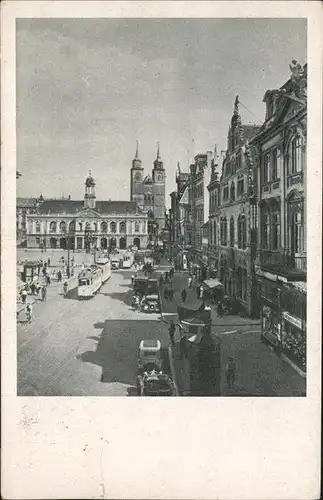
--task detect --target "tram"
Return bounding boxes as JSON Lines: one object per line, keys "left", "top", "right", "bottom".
{"left": 77, "top": 265, "right": 103, "bottom": 299}
{"left": 96, "top": 253, "right": 112, "bottom": 283}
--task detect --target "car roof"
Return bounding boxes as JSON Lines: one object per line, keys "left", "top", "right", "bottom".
{"left": 139, "top": 339, "right": 161, "bottom": 350}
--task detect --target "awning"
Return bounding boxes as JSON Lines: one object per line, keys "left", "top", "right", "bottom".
{"left": 203, "top": 279, "right": 224, "bottom": 289}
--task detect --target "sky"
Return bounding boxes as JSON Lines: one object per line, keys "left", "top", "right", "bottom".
{"left": 16, "top": 18, "right": 307, "bottom": 205}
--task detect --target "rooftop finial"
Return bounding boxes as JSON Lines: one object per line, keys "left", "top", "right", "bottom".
{"left": 234, "top": 95, "right": 239, "bottom": 115}
{"left": 135, "top": 140, "right": 139, "bottom": 159}
{"left": 157, "top": 141, "right": 161, "bottom": 160}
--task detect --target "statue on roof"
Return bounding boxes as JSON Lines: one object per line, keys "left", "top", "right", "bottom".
{"left": 288, "top": 60, "right": 307, "bottom": 103}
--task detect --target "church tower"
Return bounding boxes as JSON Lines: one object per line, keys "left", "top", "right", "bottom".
{"left": 84, "top": 170, "right": 96, "bottom": 209}
{"left": 152, "top": 142, "right": 166, "bottom": 230}
{"left": 130, "top": 141, "right": 144, "bottom": 206}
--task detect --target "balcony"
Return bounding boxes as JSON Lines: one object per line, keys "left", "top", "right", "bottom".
{"left": 256, "top": 249, "right": 306, "bottom": 280}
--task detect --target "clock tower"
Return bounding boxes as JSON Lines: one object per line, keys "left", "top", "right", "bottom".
{"left": 152, "top": 143, "right": 166, "bottom": 230}
{"left": 130, "top": 141, "right": 144, "bottom": 206}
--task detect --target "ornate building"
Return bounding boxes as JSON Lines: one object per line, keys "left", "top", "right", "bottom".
{"left": 250, "top": 62, "right": 307, "bottom": 374}
{"left": 130, "top": 142, "right": 166, "bottom": 236}
{"left": 17, "top": 195, "right": 44, "bottom": 246}
{"left": 216, "top": 96, "right": 261, "bottom": 316}
{"left": 26, "top": 172, "right": 149, "bottom": 251}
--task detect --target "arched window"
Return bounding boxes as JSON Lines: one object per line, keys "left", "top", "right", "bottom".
{"left": 85, "top": 222, "right": 91, "bottom": 231}
{"left": 119, "top": 221, "right": 126, "bottom": 233}
{"left": 69, "top": 221, "right": 75, "bottom": 232}
{"left": 50, "top": 221, "right": 57, "bottom": 233}
{"left": 290, "top": 135, "right": 303, "bottom": 174}
{"left": 135, "top": 222, "right": 140, "bottom": 233}
{"left": 230, "top": 182, "right": 235, "bottom": 201}
{"left": 78, "top": 222, "right": 83, "bottom": 232}
{"left": 101, "top": 222, "right": 107, "bottom": 233}
{"left": 93, "top": 223, "right": 97, "bottom": 232}
{"left": 60, "top": 221, "right": 66, "bottom": 233}
{"left": 110, "top": 222, "right": 116, "bottom": 233}
{"left": 35, "top": 221, "right": 41, "bottom": 233}
{"left": 230, "top": 217, "right": 235, "bottom": 247}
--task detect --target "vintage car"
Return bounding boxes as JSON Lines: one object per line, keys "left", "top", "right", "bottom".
{"left": 137, "top": 370, "right": 175, "bottom": 396}
{"left": 140, "top": 294, "right": 160, "bottom": 313}
{"left": 138, "top": 339, "right": 162, "bottom": 373}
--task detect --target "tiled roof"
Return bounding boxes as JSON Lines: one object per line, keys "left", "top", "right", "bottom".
{"left": 38, "top": 200, "right": 141, "bottom": 215}
{"left": 17, "top": 197, "right": 39, "bottom": 208}
{"left": 242, "top": 125, "right": 261, "bottom": 142}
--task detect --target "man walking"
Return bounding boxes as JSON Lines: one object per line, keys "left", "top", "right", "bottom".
{"left": 26, "top": 303, "right": 33, "bottom": 324}
{"left": 188, "top": 275, "right": 192, "bottom": 288}
{"left": 168, "top": 287, "right": 174, "bottom": 302}
{"left": 63, "top": 281, "right": 68, "bottom": 297}
{"left": 41, "top": 285, "right": 47, "bottom": 302}
{"left": 226, "top": 357, "right": 237, "bottom": 389}
{"left": 181, "top": 288, "right": 187, "bottom": 303}
{"left": 199, "top": 285, "right": 204, "bottom": 300}
{"left": 169, "top": 320, "right": 176, "bottom": 347}
{"left": 21, "top": 288, "right": 27, "bottom": 304}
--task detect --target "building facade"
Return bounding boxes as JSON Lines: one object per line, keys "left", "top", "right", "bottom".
{"left": 216, "top": 96, "right": 261, "bottom": 316}
{"left": 188, "top": 152, "right": 212, "bottom": 278}
{"left": 26, "top": 172, "right": 149, "bottom": 251}
{"left": 251, "top": 62, "right": 307, "bottom": 373}
{"left": 130, "top": 142, "right": 166, "bottom": 235}
{"left": 17, "top": 195, "right": 44, "bottom": 246}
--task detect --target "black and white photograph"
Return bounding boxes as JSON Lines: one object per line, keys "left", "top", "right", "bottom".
{"left": 2, "top": 2, "right": 322, "bottom": 499}
{"left": 15, "top": 17, "right": 308, "bottom": 397}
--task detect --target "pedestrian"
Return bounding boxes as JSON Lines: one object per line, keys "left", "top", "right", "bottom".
{"left": 217, "top": 301, "right": 223, "bottom": 316}
{"left": 199, "top": 285, "right": 204, "bottom": 300}
{"left": 131, "top": 274, "right": 135, "bottom": 285}
{"left": 226, "top": 357, "right": 237, "bottom": 389}
{"left": 168, "top": 288, "right": 174, "bottom": 302}
{"left": 196, "top": 284, "right": 200, "bottom": 299}
{"left": 30, "top": 282, "right": 36, "bottom": 295}
{"left": 21, "top": 288, "right": 27, "bottom": 304}
{"left": 188, "top": 275, "right": 192, "bottom": 288}
{"left": 26, "top": 303, "right": 33, "bottom": 324}
{"left": 35, "top": 282, "right": 40, "bottom": 295}
{"left": 169, "top": 320, "right": 176, "bottom": 346}
{"left": 181, "top": 288, "right": 187, "bottom": 303}
{"left": 42, "top": 266, "right": 47, "bottom": 277}
{"left": 47, "top": 257, "right": 51, "bottom": 267}
{"left": 63, "top": 281, "right": 68, "bottom": 297}
{"left": 46, "top": 274, "right": 51, "bottom": 286}
{"left": 164, "top": 287, "right": 169, "bottom": 301}
{"left": 57, "top": 270, "right": 62, "bottom": 282}
{"left": 41, "top": 285, "right": 47, "bottom": 302}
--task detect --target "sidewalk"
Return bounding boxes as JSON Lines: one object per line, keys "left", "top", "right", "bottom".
{"left": 169, "top": 330, "right": 306, "bottom": 396}
{"left": 160, "top": 270, "right": 260, "bottom": 328}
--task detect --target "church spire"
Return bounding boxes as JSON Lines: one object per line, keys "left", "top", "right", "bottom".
{"left": 153, "top": 141, "right": 164, "bottom": 170}
{"left": 135, "top": 140, "right": 140, "bottom": 160}
{"left": 234, "top": 95, "right": 240, "bottom": 115}
{"left": 156, "top": 142, "right": 161, "bottom": 161}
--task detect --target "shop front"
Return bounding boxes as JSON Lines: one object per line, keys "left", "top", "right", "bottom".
{"left": 281, "top": 311, "right": 306, "bottom": 373}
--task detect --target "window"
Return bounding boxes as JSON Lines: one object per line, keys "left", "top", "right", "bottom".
{"left": 220, "top": 217, "right": 227, "bottom": 246}
{"left": 36, "top": 237, "right": 41, "bottom": 245}
{"left": 290, "top": 136, "right": 303, "bottom": 174}
{"left": 262, "top": 213, "right": 270, "bottom": 249}
{"left": 120, "top": 221, "right": 126, "bottom": 233}
{"left": 69, "top": 221, "right": 75, "bottom": 232}
{"left": 272, "top": 149, "right": 281, "bottom": 180}
{"left": 272, "top": 211, "right": 281, "bottom": 250}
{"left": 213, "top": 220, "right": 216, "bottom": 246}
{"left": 263, "top": 153, "right": 270, "bottom": 184}
{"left": 101, "top": 222, "right": 107, "bottom": 233}
{"left": 60, "top": 221, "right": 66, "bottom": 233}
{"left": 35, "top": 221, "right": 41, "bottom": 233}
{"left": 230, "top": 182, "right": 235, "bottom": 202}
{"left": 78, "top": 222, "right": 83, "bottom": 232}
{"left": 50, "top": 221, "right": 57, "bottom": 233}
{"left": 230, "top": 217, "right": 235, "bottom": 247}
{"left": 110, "top": 222, "right": 116, "bottom": 233}
{"left": 237, "top": 178, "right": 244, "bottom": 196}
{"left": 85, "top": 222, "right": 91, "bottom": 231}
{"left": 135, "top": 222, "right": 140, "bottom": 233}
{"left": 291, "top": 211, "right": 303, "bottom": 254}
{"left": 238, "top": 215, "right": 247, "bottom": 249}
{"left": 93, "top": 223, "right": 97, "bottom": 232}
{"left": 223, "top": 186, "right": 229, "bottom": 202}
